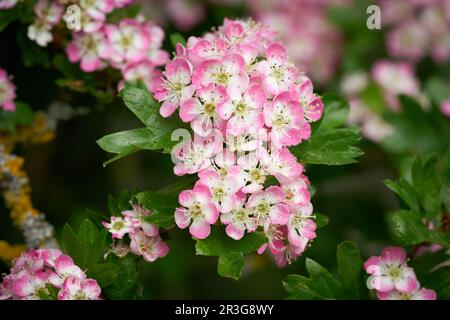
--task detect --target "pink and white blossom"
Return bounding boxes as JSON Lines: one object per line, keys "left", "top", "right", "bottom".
{"left": 0, "top": 68, "right": 16, "bottom": 111}
{"left": 364, "top": 247, "right": 419, "bottom": 294}
{"left": 0, "top": 249, "right": 102, "bottom": 300}
{"left": 175, "top": 184, "right": 219, "bottom": 239}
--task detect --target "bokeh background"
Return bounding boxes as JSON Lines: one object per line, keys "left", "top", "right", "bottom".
{"left": 1, "top": 0, "right": 449, "bottom": 298}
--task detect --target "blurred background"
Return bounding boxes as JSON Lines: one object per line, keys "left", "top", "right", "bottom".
{"left": 1, "top": 0, "right": 449, "bottom": 298}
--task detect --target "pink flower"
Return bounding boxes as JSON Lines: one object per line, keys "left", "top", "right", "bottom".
{"left": 386, "top": 21, "right": 429, "bottom": 61}
{"left": 58, "top": 276, "right": 101, "bottom": 300}
{"left": 237, "top": 151, "right": 267, "bottom": 193}
{"left": 54, "top": 255, "right": 86, "bottom": 280}
{"left": 246, "top": 186, "right": 289, "bottom": 225}
{"left": 129, "top": 231, "right": 169, "bottom": 262}
{"left": 154, "top": 58, "right": 195, "bottom": 118}
{"left": 34, "top": 0, "right": 63, "bottom": 26}
{"left": 260, "top": 148, "right": 303, "bottom": 183}
{"left": 256, "top": 43, "right": 298, "bottom": 96}
{"left": 372, "top": 60, "right": 420, "bottom": 108}
{"left": 102, "top": 216, "right": 135, "bottom": 239}
{"left": 377, "top": 287, "right": 437, "bottom": 300}
{"left": 172, "top": 131, "right": 223, "bottom": 176}
{"left": 221, "top": 192, "right": 257, "bottom": 240}
{"left": 264, "top": 91, "right": 311, "bottom": 148}
{"left": 281, "top": 180, "right": 310, "bottom": 206}
{"left": 121, "top": 204, "right": 159, "bottom": 237}
{"left": 296, "top": 77, "right": 324, "bottom": 122}
{"left": 67, "top": 32, "right": 106, "bottom": 72}
{"left": 286, "top": 203, "right": 316, "bottom": 248}
{"left": 197, "top": 169, "right": 240, "bottom": 213}
{"left": 217, "top": 84, "right": 266, "bottom": 136}
{"left": 164, "top": 0, "right": 205, "bottom": 31}
{"left": 101, "top": 19, "right": 151, "bottom": 66}
{"left": 12, "top": 272, "right": 49, "bottom": 299}
{"left": 175, "top": 184, "right": 219, "bottom": 239}
{"left": 79, "top": 0, "right": 114, "bottom": 22}
{"left": 180, "top": 84, "right": 227, "bottom": 136}
{"left": 0, "top": 249, "right": 101, "bottom": 300}
{"left": 0, "top": 0, "right": 18, "bottom": 9}
{"left": 440, "top": 99, "right": 450, "bottom": 117}
{"left": 119, "top": 61, "right": 162, "bottom": 92}
{"left": 364, "top": 247, "right": 419, "bottom": 293}
{"left": 192, "top": 54, "right": 248, "bottom": 97}
{"left": 0, "top": 68, "right": 16, "bottom": 111}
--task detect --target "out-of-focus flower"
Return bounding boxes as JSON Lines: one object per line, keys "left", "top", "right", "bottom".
{"left": 0, "top": 68, "right": 16, "bottom": 112}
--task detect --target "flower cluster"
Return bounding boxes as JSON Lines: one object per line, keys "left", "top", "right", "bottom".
{"left": 0, "top": 248, "right": 101, "bottom": 300}
{"left": 380, "top": 0, "right": 450, "bottom": 63}
{"left": 0, "top": 0, "right": 169, "bottom": 94}
{"left": 102, "top": 204, "right": 169, "bottom": 262}
{"left": 154, "top": 18, "right": 323, "bottom": 266}
{"left": 248, "top": 0, "right": 347, "bottom": 84}
{"left": 364, "top": 246, "right": 437, "bottom": 300}
{"left": 342, "top": 60, "right": 423, "bottom": 142}
{"left": 0, "top": 0, "right": 19, "bottom": 10}
{"left": 0, "top": 68, "right": 16, "bottom": 112}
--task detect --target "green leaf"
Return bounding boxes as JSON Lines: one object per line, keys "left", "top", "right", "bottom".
{"left": 98, "top": 85, "right": 184, "bottom": 165}
{"left": 290, "top": 94, "right": 363, "bottom": 165}
{"left": 382, "top": 95, "right": 450, "bottom": 154}
{"left": 315, "top": 94, "right": 350, "bottom": 131}
{"left": 195, "top": 226, "right": 267, "bottom": 280}
{"left": 135, "top": 191, "right": 178, "bottom": 228}
{"left": 283, "top": 241, "right": 367, "bottom": 300}
{"left": 16, "top": 28, "right": 50, "bottom": 67}
{"left": 170, "top": 33, "right": 187, "bottom": 49}
{"left": 0, "top": 6, "right": 19, "bottom": 31}
{"left": 411, "top": 156, "right": 441, "bottom": 219}
{"left": 292, "top": 127, "right": 363, "bottom": 165}
{"left": 108, "top": 191, "right": 134, "bottom": 216}
{"left": 336, "top": 241, "right": 363, "bottom": 299}
{"left": 389, "top": 210, "right": 449, "bottom": 246}
{"left": 384, "top": 178, "right": 420, "bottom": 213}
{"left": 315, "top": 213, "right": 329, "bottom": 228}
{"left": 96, "top": 127, "right": 174, "bottom": 166}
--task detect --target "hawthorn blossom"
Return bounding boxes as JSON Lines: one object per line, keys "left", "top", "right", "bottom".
{"left": 102, "top": 204, "right": 169, "bottom": 262}
{"left": 0, "top": 68, "right": 16, "bottom": 111}
{"left": 441, "top": 99, "right": 450, "bottom": 117}
{"left": 247, "top": 186, "right": 289, "bottom": 226}
{"left": 129, "top": 231, "right": 169, "bottom": 262}
{"left": 180, "top": 84, "right": 227, "bottom": 136}
{"left": 118, "top": 61, "right": 162, "bottom": 92}
{"left": 101, "top": 19, "right": 152, "bottom": 66}
{"left": 364, "top": 247, "right": 419, "bottom": 293}
{"left": 217, "top": 84, "right": 266, "bottom": 136}
{"left": 175, "top": 184, "right": 219, "bottom": 239}
{"left": 58, "top": 276, "right": 102, "bottom": 300}
{"left": 0, "top": 0, "right": 18, "bottom": 9}
{"left": 192, "top": 53, "right": 249, "bottom": 97}
{"left": 0, "top": 249, "right": 101, "bottom": 300}
{"left": 221, "top": 192, "right": 257, "bottom": 240}
{"left": 263, "top": 91, "right": 311, "bottom": 147}
{"left": 161, "top": 18, "right": 323, "bottom": 266}
{"left": 67, "top": 32, "right": 106, "bottom": 72}
{"left": 154, "top": 58, "right": 195, "bottom": 117}
{"left": 102, "top": 216, "right": 135, "bottom": 239}
{"left": 377, "top": 287, "right": 437, "bottom": 300}
{"left": 372, "top": 60, "right": 420, "bottom": 109}
{"left": 27, "top": 0, "right": 64, "bottom": 47}
{"left": 286, "top": 203, "right": 316, "bottom": 248}
{"left": 256, "top": 43, "right": 298, "bottom": 96}
{"left": 197, "top": 169, "right": 241, "bottom": 213}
